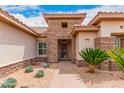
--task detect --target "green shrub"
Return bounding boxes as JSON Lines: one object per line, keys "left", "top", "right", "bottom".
{"left": 1, "top": 78, "right": 17, "bottom": 88}
{"left": 42, "top": 63, "right": 49, "bottom": 68}
{"left": 108, "top": 48, "right": 124, "bottom": 72}
{"left": 25, "top": 65, "right": 33, "bottom": 73}
{"left": 35, "top": 70, "right": 44, "bottom": 78}
{"left": 20, "top": 86, "right": 29, "bottom": 88}
{"left": 79, "top": 48, "right": 109, "bottom": 73}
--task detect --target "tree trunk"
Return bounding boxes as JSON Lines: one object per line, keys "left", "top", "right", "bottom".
{"left": 87, "top": 65, "right": 96, "bottom": 73}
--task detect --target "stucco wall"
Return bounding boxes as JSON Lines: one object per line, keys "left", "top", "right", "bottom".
{"left": 99, "top": 21, "right": 124, "bottom": 37}
{"left": 76, "top": 32, "right": 97, "bottom": 60}
{"left": 0, "top": 21, "right": 37, "bottom": 67}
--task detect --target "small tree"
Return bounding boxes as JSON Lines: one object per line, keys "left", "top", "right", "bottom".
{"left": 79, "top": 48, "right": 109, "bottom": 73}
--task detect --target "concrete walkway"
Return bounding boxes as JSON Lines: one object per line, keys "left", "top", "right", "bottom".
{"left": 49, "top": 62, "right": 86, "bottom": 88}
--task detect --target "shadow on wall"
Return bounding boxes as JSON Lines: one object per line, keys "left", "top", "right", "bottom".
{"left": 0, "top": 21, "right": 37, "bottom": 67}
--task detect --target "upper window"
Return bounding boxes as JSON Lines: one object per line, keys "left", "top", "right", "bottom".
{"left": 85, "top": 38, "right": 90, "bottom": 43}
{"left": 120, "top": 26, "right": 123, "bottom": 29}
{"left": 38, "top": 42, "right": 47, "bottom": 56}
{"left": 61, "top": 22, "right": 68, "bottom": 28}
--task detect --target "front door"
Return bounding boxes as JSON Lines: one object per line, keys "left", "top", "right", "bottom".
{"left": 61, "top": 42, "right": 68, "bottom": 58}
{"left": 58, "top": 40, "right": 69, "bottom": 61}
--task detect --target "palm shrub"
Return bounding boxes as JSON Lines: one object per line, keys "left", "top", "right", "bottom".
{"left": 1, "top": 78, "right": 17, "bottom": 88}
{"left": 107, "top": 48, "right": 124, "bottom": 72}
{"left": 79, "top": 48, "right": 109, "bottom": 73}
{"left": 25, "top": 65, "right": 33, "bottom": 73}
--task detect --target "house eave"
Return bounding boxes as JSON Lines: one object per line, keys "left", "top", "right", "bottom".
{"left": 43, "top": 13, "right": 87, "bottom": 23}
{"left": 88, "top": 12, "right": 124, "bottom": 26}
{"left": 71, "top": 25, "right": 99, "bottom": 37}
{"left": 111, "top": 32, "right": 124, "bottom": 36}
{"left": 0, "top": 8, "right": 39, "bottom": 37}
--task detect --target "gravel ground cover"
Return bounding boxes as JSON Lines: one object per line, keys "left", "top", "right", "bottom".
{"left": 0, "top": 63, "right": 124, "bottom": 88}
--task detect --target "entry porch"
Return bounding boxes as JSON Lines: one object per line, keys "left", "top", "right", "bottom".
{"left": 58, "top": 39, "right": 72, "bottom": 61}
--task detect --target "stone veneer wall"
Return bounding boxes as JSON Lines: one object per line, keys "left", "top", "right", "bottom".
{"left": 95, "top": 37, "right": 119, "bottom": 71}
{"left": 0, "top": 57, "right": 47, "bottom": 78}
{"left": 75, "top": 59, "right": 120, "bottom": 71}
{"left": 47, "top": 32, "right": 58, "bottom": 62}
{"left": 47, "top": 19, "right": 82, "bottom": 62}
{"left": 95, "top": 37, "right": 115, "bottom": 51}
{"left": 75, "top": 59, "right": 88, "bottom": 67}
{"left": 72, "top": 37, "right": 76, "bottom": 62}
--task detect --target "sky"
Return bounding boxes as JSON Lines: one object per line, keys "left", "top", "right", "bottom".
{"left": 0, "top": 5, "right": 124, "bottom": 27}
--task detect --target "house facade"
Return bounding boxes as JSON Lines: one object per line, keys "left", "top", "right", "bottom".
{"left": 0, "top": 9, "right": 124, "bottom": 75}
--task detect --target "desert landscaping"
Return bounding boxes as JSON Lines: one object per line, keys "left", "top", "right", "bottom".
{"left": 0, "top": 62, "right": 124, "bottom": 88}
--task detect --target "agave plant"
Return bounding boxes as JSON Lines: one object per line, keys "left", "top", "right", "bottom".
{"left": 79, "top": 48, "right": 109, "bottom": 73}
{"left": 107, "top": 48, "right": 124, "bottom": 72}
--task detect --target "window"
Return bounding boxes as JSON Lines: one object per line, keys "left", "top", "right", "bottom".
{"left": 85, "top": 38, "right": 90, "bottom": 43}
{"left": 120, "top": 26, "right": 123, "bottom": 29}
{"left": 61, "top": 22, "right": 68, "bottom": 28}
{"left": 115, "top": 37, "right": 120, "bottom": 48}
{"left": 97, "top": 25, "right": 100, "bottom": 28}
{"left": 38, "top": 42, "right": 47, "bottom": 55}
